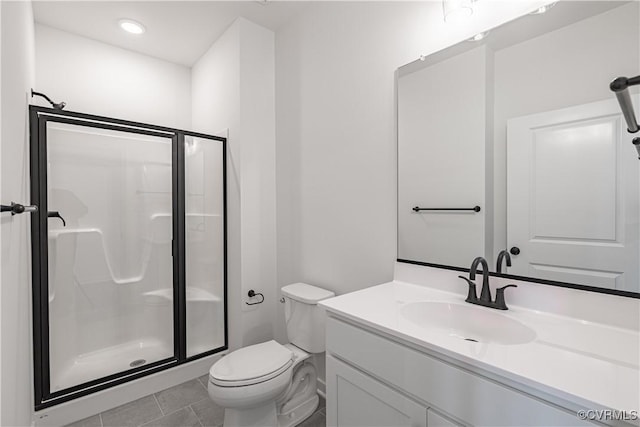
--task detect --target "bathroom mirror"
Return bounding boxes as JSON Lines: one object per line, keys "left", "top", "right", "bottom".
{"left": 397, "top": 1, "right": 640, "bottom": 296}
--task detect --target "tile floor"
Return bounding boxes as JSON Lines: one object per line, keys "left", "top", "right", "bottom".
{"left": 66, "top": 375, "right": 326, "bottom": 427}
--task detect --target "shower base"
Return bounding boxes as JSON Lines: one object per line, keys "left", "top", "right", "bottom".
{"left": 51, "top": 338, "right": 172, "bottom": 393}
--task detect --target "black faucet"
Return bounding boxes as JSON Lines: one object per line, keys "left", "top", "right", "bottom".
{"left": 458, "top": 256, "right": 517, "bottom": 310}
{"left": 496, "top": 250, "right": 511, "bottom": 274}
{"left": 470, "top": 256, "right": 491, "bottom": 303}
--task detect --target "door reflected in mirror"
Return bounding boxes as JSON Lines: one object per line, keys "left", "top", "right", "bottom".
{"left": 397, "top": 1, "right": 640, "bottom": 294}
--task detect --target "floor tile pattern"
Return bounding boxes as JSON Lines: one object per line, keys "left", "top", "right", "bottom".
{"left": 66, "top": 375, "right": 325, "bottom": 427}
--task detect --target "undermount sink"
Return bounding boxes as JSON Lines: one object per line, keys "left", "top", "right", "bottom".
{"left": 400, "top": 302, "right": 536, "bottom": 345}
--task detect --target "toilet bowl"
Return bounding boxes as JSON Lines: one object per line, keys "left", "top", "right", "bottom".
{"left": 207, "top": 283, "right": 334, "bottom": 427}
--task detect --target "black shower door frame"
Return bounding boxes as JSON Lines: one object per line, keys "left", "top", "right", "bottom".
{"left": 29, "top": 106, "right": 228, "bottom": 410}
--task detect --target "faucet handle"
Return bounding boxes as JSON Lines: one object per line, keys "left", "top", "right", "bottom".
{"left": 494, "top": 284, "right": 517, "bottom": 310}
{"left": 458, "top": 276, "right": 477, "bottom": 303}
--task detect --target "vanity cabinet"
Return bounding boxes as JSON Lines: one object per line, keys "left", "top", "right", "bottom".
{"left": 325, "top": 315, "right": 593, "bottom": 427}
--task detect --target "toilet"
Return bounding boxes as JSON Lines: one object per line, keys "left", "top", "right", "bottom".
{"left": 207, "top": 283, "right": 335, "bottom": 427}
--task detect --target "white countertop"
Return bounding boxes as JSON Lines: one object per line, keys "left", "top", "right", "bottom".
{"left": 320, "top": 280, "right": 640, "bottom": 414}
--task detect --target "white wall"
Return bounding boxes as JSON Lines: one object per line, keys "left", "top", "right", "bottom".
{"left": 237, "top": 19, "right": 278, "bottom": 345}
{"left": 0, "top": 1, "right": 36, "bottom": 426}
{"left": 35, "top": 24, "right": 191, "bottom": 129}
{"left": 192, "top": 18, "right": 278, "bottom": 350}
{"left": 274, "top": 0, "right": 548, "bottom": 298}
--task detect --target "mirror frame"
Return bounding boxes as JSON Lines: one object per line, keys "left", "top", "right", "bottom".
{"left": 395, "top": 1, "right": 640, "bottom": 299}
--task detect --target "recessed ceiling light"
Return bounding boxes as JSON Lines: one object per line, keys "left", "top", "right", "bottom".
{"left": 469, "top": 31, "right": 489, "bottom": 42}
{"left": 119, "top": 19, "right": 146, "bottom": 35}
{"left": 530, "top": 2, "right": 556, "bottom": 15}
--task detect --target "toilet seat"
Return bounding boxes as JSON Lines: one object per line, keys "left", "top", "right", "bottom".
{"left": 210, "top": 340, "right": 293, "bottom": 387}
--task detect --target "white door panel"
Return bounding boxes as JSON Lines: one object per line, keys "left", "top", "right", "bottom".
{"left": 507, "top": 97, "right": 639, "bottom": 291}
{"left": 531, "top": 118, "right": 618, "bottom": 241}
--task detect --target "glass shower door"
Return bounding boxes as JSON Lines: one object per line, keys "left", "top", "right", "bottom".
{"left": 44, "top": 119, "right": 176, "bottom": 392}
{"left": 184, "top": 135, "right": 226, "bottom": 357}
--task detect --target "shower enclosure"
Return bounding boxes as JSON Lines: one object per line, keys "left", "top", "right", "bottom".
{"left": 29, "top": 106, "right": 227, "bottom": 409}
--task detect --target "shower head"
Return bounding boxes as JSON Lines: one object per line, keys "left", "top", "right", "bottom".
{"left": 31, "top": 89, "right": 66, "bottom": 110}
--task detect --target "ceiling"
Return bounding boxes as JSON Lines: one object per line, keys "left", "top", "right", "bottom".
{"left": 32, "top": 1, "right": 310, "bottom": 66}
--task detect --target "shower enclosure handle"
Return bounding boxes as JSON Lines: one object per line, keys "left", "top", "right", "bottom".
{"left": 47, "top": 211, "right": 66, "bottom": 227}
{"left": 1, "top": 202, "right": 38, "bottom": 215}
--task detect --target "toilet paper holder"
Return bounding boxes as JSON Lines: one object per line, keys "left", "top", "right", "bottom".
{"left": 246, "top": 290, "right": 264, "bottom": 305}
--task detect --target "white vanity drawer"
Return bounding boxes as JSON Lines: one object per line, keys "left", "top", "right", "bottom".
{"left": 326, "top": 315, "right": 593, "bottom": 427}
{"left": 327, "top": 355, "right": 428, "bottom": 427}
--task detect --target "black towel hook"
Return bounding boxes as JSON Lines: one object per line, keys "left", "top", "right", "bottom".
{"left": 246, "top": 290, "right": 264, "bottom": 305}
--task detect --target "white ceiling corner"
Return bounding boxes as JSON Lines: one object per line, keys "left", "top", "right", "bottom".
{"left": 32, "top": 1, "right": 311, "bottom": 67}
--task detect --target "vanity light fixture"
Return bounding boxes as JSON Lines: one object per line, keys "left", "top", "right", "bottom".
{"left": 442, "top": 0, "right": 475, "bottom": 23}
{"left": 118, "top": 19, "right": 146, "bottom": 35}
{"left": 469, "top": 31, "right": 489, "bottom": 42}
{"left": 529, "top": 2, "right": 556, "bottom": 15}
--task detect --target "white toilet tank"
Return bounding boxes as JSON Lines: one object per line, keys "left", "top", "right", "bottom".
{"left": 281, "top": 283, "right": 335, "bottom": 353}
